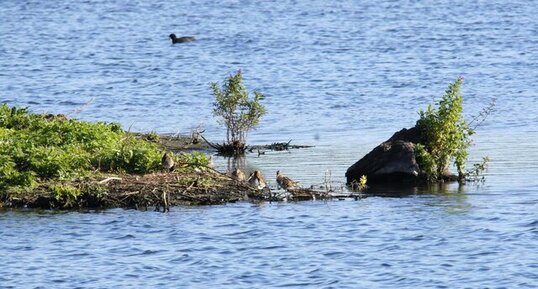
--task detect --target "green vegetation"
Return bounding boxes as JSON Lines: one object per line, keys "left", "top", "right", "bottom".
{"left": 144, "top": 130, "right": 160, "bottom": 142}
{"left": 350, "top": 175, "right": 368, "bottom": 191}
{"left": 211, "top": 70, "right": 267, "bottom": 155}
{"left": 51, "top": 184, "right": 81, "bottom": 208}
{"left": 415, "top": 77, "right": 491, "bottom": 182}
{"left": 0, "top": 104, "right": 208, "bottom": 200}
{"left": 174, "top": 151, "right": 212, "bottom": 172}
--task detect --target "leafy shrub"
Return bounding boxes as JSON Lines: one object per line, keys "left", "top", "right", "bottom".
{"left": 415, "top": 77, "right": 490, "bottom": 182}
{"left": 211, "top": 70, "right": 266, "bottom": 154}
{"left": 0, "top": 155, "right": 37, "bottom": 191}
{"left": 51, "top": 184, "right": 81, "bottom": 208}
{"left": 181, "top": 151, "right": 211, "bottom": 170}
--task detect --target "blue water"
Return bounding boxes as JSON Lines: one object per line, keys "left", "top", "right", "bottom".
{"left": 1, "top": 0, "right": 538, "bottom": 288}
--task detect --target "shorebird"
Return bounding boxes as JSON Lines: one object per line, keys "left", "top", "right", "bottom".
{"left": 169, "top": 33, "right": 196, "bottom": 44}
{"left": 276, "top": 170, "right": 299, "bottom": 190}
{"left": 231, "top": 168, "right": 246, "bottom": 182}
{"left": 248, "top": 170, "right": 267, "bottom": 190}
{"left": 161, "top": 152, "right": 175, "bottom": 172}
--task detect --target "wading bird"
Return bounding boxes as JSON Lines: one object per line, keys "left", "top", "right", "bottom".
{"left": 276, "top": 170, "right": 299, "bottom": 190}
{"left": 231, "top": 168, "right": 246, "bottom": 182}
{"left": 248, "top": 170, "right": 267, "bottom": 190}
{"left": 161, "top": 152, "right": 175, "bottom": 172}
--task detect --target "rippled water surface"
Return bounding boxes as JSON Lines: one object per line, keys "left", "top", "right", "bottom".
{"left": 1, "top": 0, "right": 538, "bottom": 288}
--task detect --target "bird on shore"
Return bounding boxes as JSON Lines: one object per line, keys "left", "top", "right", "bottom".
{"left": 169, "top": 33, "right": 196, "bottom": 44}
{"left": 231, "top": 168, "right": 247, "bottom": 182}
{"left": 161, "top": 152, "right": 175, "bottom": 172}
{"left": 276, "top": 170, "right": 299, "bottom": 190}
{"left": 248, "top": 170, "right": 267, "bottom": 190}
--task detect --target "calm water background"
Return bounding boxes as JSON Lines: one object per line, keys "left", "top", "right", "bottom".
{"left": 1, "top": 0, "right": 537, "bottom": 288}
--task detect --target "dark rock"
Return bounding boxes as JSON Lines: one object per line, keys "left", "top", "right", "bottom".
{"left": 346, "top": 127, "right": 422, "bottom": 185}
{"left": 387, "top": 126, "right": 422, "bottom": 143}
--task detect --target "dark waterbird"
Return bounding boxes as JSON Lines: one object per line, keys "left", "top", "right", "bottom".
{"left": 169, "top": 33, "right": 196, "bottom": 44}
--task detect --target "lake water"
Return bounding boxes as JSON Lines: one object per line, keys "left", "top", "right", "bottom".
{"left": 1, "top": 0, "right": 537, "bottom": 288}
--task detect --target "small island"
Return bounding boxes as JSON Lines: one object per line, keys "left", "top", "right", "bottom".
{"left": 0, "top": 105, "right": 345, "bottom": 210}
{"left": 1, "top": 75, "right": 492, "bottom": 211}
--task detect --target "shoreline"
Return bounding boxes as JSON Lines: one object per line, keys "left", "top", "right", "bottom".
{"left": 1, "top": 166, "right": 351, "bottom": 210}
{"left": 1, "top": 120, "right": 338, "bottom": 210}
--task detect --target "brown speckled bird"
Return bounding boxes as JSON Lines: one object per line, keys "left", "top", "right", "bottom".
{"left": 161, "top": 152, "right": 175, "bottom": 172}
{"left": 248, "top": 170, "right": 267, "bottom": 190}
{"left": 169, "top": 33, "right": 196, "bottom": 44}
{"left": 276, "top": 170, "right": 299, "bottom": 190}
{"left": 231, "top": 168, "right": 246, "bottom": 182}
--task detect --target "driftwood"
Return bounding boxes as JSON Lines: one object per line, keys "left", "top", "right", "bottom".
{"left": 136, "top": 132, "right": 313, "bottom": 155}
{"left": 250, "top": 140, "right": 313, "bottom": 152}
{"left": 199, "top": 134, "right": 247, "bottom": 156}
{"left": 98, "top": 177, "right": 122, "bottom": 184}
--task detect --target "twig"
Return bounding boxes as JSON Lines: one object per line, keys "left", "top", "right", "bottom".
{"left": 67, "top": 97, "right": 95, "bottom": 116}
{"left": 199, "top": 134, "right": 221, "bottom": 150}
{"left": 469, "top": 98, "right": 496, "bottom": 129}
{"left": 98, "top": 177, "right": 122, "bottom": 184}
{"left": 162, "top": 190, "right": 169, "bottom": 212}
{"left": 119, "top": 190, "right": 141, "bottom": 197}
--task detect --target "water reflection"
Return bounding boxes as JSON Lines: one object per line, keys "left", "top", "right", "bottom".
{"left": 223, "top": 155, "right": 248, "bottom": 174}
{"left": 421, "top": 183, "right": 473, "bottom": 214}
{"left": 365, "top": 181, "right": 466, "bottom": 197}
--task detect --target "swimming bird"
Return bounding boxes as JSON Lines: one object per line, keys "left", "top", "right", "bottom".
{"left": 161, "top": 152, "right": 175, "bottom": 172}
{"left": 169, "top": 33, "right": 196, "bottom": 44}
{"left": 248, "top": 170, "right": 267, "bottom": 190}
{"left": 276, "top": 170, "right": 299, "bottom": 190}
{"left": 231, "top": 168, "right": 247, "bottom": 182}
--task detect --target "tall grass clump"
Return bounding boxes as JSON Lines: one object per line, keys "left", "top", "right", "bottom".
{"left": 415, "top": 77, "right": 492, "bottom": 182}
{"left": 211, "top": 70, "right": 266, "bottom": 155}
